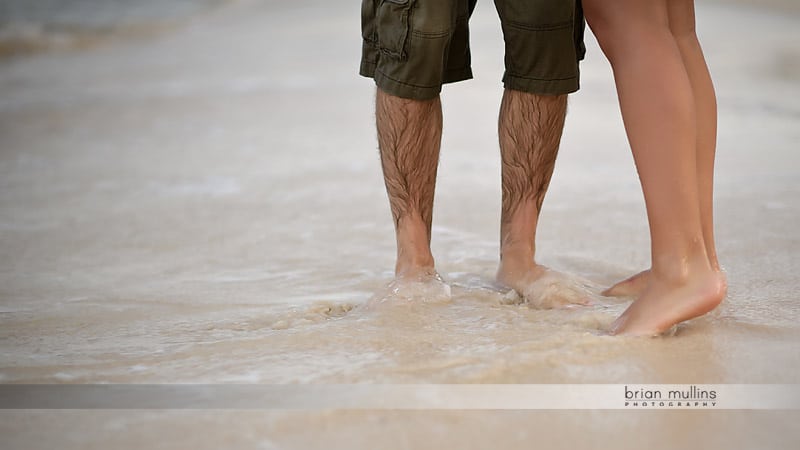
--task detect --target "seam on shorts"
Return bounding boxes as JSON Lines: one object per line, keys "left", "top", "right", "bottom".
{"left": 375, "top": 68, "right": 441, "bottom": 89}
{"left": 361, "top": 39, "right": 379, "bottom": 64}
{"left": 503, "top": 74, "right": 579, "bottom": 95}
{"left": 410, "top": 10, "right": 469, "bottom": 39}
{"left": 374, "top": 0, "right": 414, "bottom": 60}
{"left": 411, "top": 29, "right": 452, "bottom": 39}
{"left": 505, "top": 72, "right": 577, "bottom": 82}
{"left": 503, "top": 19, "right": 573, "bottom": 32}
{"left": 360, "top": 59, "right": 377, "bottom": 75}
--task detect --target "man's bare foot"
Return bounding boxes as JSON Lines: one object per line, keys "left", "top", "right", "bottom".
{"left": 366, "top": 269, "right": 452, "bottom": 308}
{"left": 602, "top": 269, "right": 652, "bottom": 297}
{"left": 497, "top": 262, "right": 593, "bottom": 309}
{"left": 609, "top": 268, "right": 727, "bottom": 336}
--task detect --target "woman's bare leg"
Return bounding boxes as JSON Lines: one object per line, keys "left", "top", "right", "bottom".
{"left": 583, "top": 0, "right": 726, "bottom": 335}
{"left": 601, "top": 0, "right": 723, "bottom": 298}
{"left": 668, "top": 0, "right": 721, "bottom": 271}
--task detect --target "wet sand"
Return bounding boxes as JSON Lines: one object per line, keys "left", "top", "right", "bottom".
{"left": 0, "top": 0, "right": 799, "bottom": 448}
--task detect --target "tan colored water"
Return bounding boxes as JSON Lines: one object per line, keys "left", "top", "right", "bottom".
{"left": 1, "top": 0, "right": 798, "bottom": 448}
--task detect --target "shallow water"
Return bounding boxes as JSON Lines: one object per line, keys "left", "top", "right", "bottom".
{"left": 0, "top": 0, "right": 226, "bottom": 57}
{"left": 0, "top": 0, "right": 799, "bottom": 448}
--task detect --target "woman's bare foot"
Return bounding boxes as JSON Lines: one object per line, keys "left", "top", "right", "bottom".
{"left": 497, "top": 260, "right": 593, "bottom": 309}
{"left": 602, "top": 269, "right": 652, "bottom": 297}
{"left": 609, "top": 266, "right": 727, "bottom": 336}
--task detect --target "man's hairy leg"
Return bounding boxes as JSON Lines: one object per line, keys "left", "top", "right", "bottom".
{"left": 496, "top": 89, "right": 591, "bottom": 308}
{"left": 376, "top": 88, "right": 441, "bottom": 281}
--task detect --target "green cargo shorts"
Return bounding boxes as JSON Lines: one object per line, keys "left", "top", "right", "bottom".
{"left": 360, "top": 0, "right": 586, "bottom": 100}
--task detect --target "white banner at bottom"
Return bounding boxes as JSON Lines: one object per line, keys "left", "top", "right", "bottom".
{"left": 0, "top": 384, "right": 798, "bottom": 409}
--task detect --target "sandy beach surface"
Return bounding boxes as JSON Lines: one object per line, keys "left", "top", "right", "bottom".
{"left": 1, "top": 0, "right": 799, "bottom": 448}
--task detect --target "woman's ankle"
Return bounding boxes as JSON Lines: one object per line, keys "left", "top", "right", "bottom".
{"left": 651, "top": 249, "right": 713, "bottom": 286}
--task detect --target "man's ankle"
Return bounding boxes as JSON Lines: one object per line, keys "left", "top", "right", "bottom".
{"left": 395, "top": 254, "right": 436, "bottom": 279}
{"left": 499, "top": 244, "right": 535, "bottom": 267}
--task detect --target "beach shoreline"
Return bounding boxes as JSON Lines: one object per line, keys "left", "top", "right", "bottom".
{"left": 0, "top": 0, "right": 798, "bottom": 448}
{"left": 0, "top": 0, "right": 798, "bottom": 60}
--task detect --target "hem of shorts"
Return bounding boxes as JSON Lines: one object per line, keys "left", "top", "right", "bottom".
{"left": 503, "top": 73, "right": 580, "bottom": 95}
{"left": 442, "top": 67, "right": 473, "bottom": 85}
{"left": 360, "top": 62, "right": 473, "bottom": 100}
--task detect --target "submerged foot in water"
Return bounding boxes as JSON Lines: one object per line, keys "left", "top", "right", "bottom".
{"left": 367, "top": 269, "right": 452, "bottom": 308}
{"left": 497, "top": 261, "right": 593, "bottom": 309}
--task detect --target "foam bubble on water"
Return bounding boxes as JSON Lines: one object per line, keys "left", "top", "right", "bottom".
{"left": 661, "top": 324, "right": 680, "bottom": 337}
{"left": 521, "top": 270, "right": 600, "bottom": 309}
{"left": 267, "top": 301, "right": 357, "bottom": 331}
{"left": 305, "top": 301, "right": 356, "bottom": 319}
{"left": 221, "top": 371, "right": 263, "bottom": 383}
{"left": 499, "top": 289, "right": 525, "bottom": 306}
{"left": 567, "top": 309, "right": 618, "bottom": 332}
{"left": 53, "top": 372, "right": 77, "bottom": 381}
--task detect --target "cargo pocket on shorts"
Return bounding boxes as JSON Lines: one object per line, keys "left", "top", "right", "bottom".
{"left": 376, "top": 0, "right": 414, "bottom": 60}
